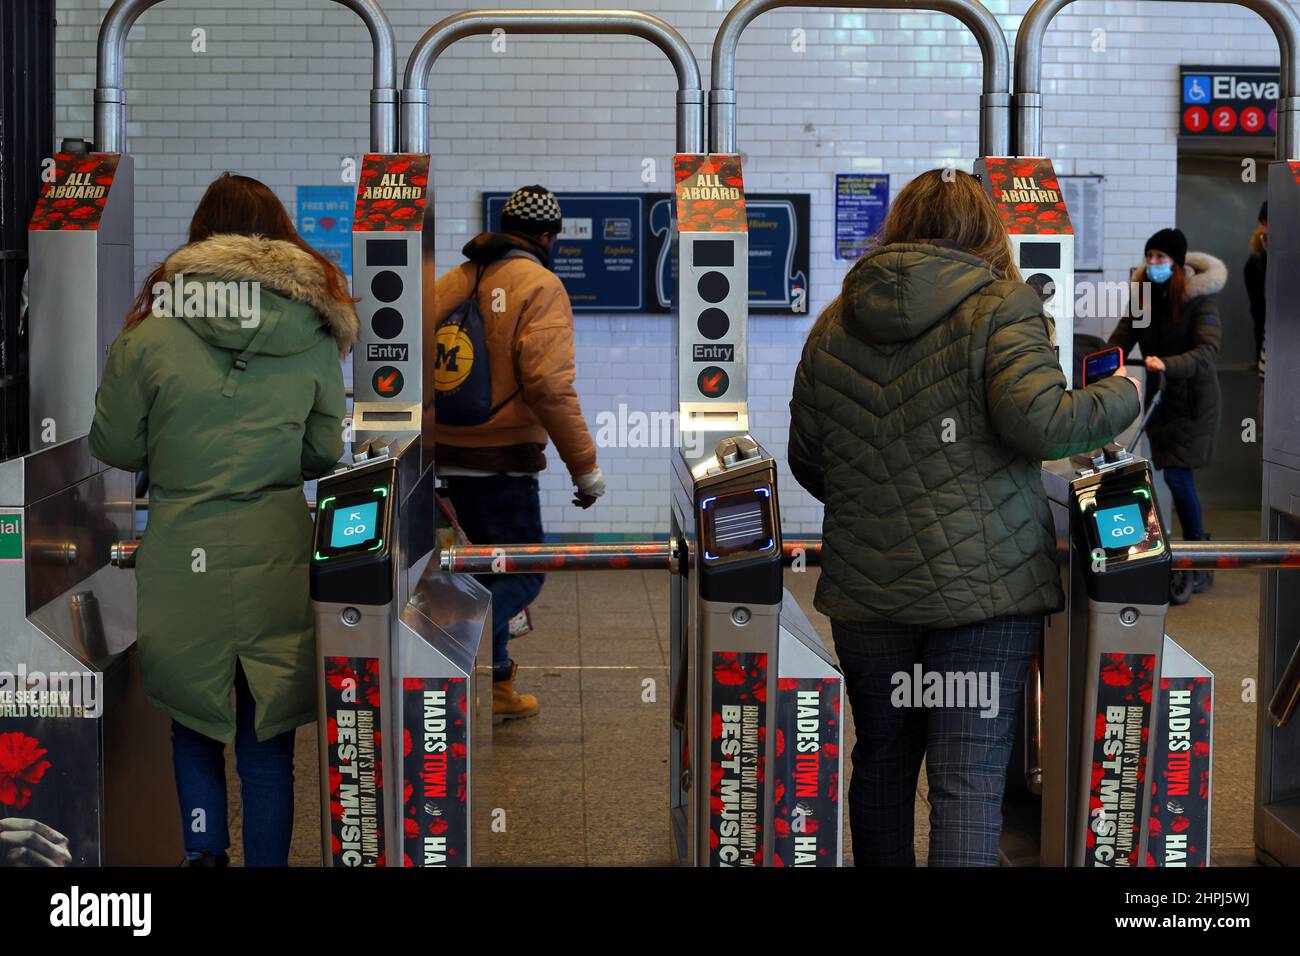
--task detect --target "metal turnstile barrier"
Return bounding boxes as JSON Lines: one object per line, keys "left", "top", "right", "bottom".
{"left": 0, "top": 0, "right": 402, "bottom": 867}
{"left": 311, "top": 434, "right": 488, "bottom": 867}
{"left": 441, "top": 436, "right": 845, "bottom": 868}
{"left": 0, "top": 60, "right": 170, "bottom": 865}
{"left": 1003, "top": 448, "right": 1300, "bottom": 867}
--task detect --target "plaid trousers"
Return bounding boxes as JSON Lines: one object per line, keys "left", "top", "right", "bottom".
{"left": 831, "top": 614, "right": 1041, "bottom": 867}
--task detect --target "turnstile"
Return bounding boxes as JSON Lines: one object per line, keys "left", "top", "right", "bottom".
{"left": 667, "top": 435, "right": 843, "bottom": 867}
{"left": 311, "top": 435, "right": 488, "bottom": 867}
{"left": 1003, "top": 451, "right": 1217, "bottom": 867}
{"left": 1, "top": 0, "right": 403, "bottom": 866}
{"left": 1258, "top": 158, "right": 1300, "bottom": 866}
{"left": 0, "top": 132, "right": 176, "bottom": 866}
{"left": 310, "top": 143, "right": 489, "bottom": 867}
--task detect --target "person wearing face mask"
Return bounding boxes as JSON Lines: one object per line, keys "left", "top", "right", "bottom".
{"left": 1107, "top": 227, "right": 1226, "bottom": 595}
{"left": 1245, "top": 202, "right": 1268, "bottom": 377}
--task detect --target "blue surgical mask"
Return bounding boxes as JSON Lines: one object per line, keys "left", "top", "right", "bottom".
{"left": 1147, "top": 262, "right": 1174, "bottom": 284}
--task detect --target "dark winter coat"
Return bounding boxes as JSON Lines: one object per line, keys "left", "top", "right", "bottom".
{"left": 788, "top": 242, "right": 1141, "bottom": 628}
{"left": 1244, "top": 230, "right": 1267, "bottom": 366}
{"left": 90, "top": 235, "right": 358, "bottom": 742}
{"left": 1107, "top": 251, "right": 1226, "bottom": 470}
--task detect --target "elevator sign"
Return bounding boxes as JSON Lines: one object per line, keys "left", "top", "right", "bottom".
{"left": 1179, "top": 65, "right": 1278, "bottom": 137}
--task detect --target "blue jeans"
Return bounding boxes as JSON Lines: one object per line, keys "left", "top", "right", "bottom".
{"left": 831, "top": 614, "right": 1040, "bottom": 867}
{"left": 170, "top": 663, "right": 295, "bottom": 866}
{"left": 440, "top": 474, "right": 545, "bottom": 681}
{"left": 1162, "top": 466, "right": 1204, "bottom": 540}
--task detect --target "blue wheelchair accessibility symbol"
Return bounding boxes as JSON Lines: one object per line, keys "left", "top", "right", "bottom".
{"left": 1183, "top": 75, "right": 1211, "bottom": 104}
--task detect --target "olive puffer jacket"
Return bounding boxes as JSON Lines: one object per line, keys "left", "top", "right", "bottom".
{"left": 789, "top": 241, "right": 1141, "bottom": 628}
{"left": 1106, "top": 251, "right": 1226, "bottom": 470}
{"left": 90, "top": 235, "right": 357, "bottom": 742}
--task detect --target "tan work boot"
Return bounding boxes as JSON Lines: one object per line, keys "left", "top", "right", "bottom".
{"left": 493, "top": 662, "right": 539, "bottom": 724}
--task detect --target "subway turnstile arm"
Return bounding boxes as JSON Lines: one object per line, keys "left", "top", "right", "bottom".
{"left": 94, "top": 0, "right": 399, "bottom": 153}
{"left": 709, "top": 0, "right": 1011, "bottom": 156}
{"left": 438, "top": 539, "right": 826, "bottom": 574}
{"left": 400, "top": 9, "right": 704, "bottom": 154}
{"left": 441, "top": 539, "right": 1300, "bottom": 575}
{"left": 1013, "top": 0, "right": 1300, "bottom": 158}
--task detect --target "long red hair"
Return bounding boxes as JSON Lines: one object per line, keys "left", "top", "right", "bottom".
{"left": 1147, "top": 258, "right": 1186, "bottom": 326}
{"left": 125, "top": 173, "right": 353, "bottom": 328}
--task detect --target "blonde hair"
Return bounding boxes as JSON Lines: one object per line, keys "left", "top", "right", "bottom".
{"left": 807, "top": 169, "right": 1020, "bottom": 342}
{"left": 878, "top": 169, "right": 1020, "bottom": 282}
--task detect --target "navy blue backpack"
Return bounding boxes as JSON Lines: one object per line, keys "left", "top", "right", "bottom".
{"left": 433, "top": 264, "right": 521, "bottom": 426}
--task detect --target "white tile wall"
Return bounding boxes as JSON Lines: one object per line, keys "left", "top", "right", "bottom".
{"left": 53, "top": 0, "right": 1291, "bottom": 535}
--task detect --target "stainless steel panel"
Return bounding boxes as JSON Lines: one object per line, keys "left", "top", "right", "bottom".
{"left": 1265, "top": 164, "right": 1300, "bottom": 468}
{"left": 676, "top": 229, "right": 749, "bottom": 408}
{"left": 1257, "top": 465, "right": 1300, "bottom": 863}
{"left": 399, "top": 568, "right": 488, "bottom": 678}
{"left": 25, "top": 464, "right": 133, "bottom": 618}
{"left": 27, "top": 156, "right": 132, "bottom": 455}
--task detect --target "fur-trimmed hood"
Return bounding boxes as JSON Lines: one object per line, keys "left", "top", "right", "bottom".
{"left": 160, "top": 234, "right": 359, "bottom": 357}
{"left": 1130, "top": 250, "right": 1228, "bottom": 302}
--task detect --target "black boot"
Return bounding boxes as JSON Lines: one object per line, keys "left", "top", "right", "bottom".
{"left": 186, "top": 850, "right": 230, "bottom": 867}
{"left": 1192, "top": 533, "right": 1214, "bottom": 593}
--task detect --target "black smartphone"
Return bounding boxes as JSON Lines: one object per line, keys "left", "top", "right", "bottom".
{"left": 1083, "top": 346, "right": 1123, "bottom": 386}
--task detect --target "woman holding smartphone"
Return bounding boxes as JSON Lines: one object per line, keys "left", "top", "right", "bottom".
{"left": 788, "top": 170, "right": 1141, "bottom": 866}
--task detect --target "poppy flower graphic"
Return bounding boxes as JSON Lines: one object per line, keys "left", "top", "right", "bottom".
{"left": 0, "top": 732, "right": 51, "bottom": 810}
{"left": 1101, "top": 655, "right": 1134, "bottom": 687}
{"left": 714, "top": 655, "right": 746, "bottom": 686}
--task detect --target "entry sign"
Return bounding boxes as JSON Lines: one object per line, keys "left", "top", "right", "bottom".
{"left": 835, "top": 174, "right": 889, "bottom": 260}
{"left": 297, "top": 185, "right": 356, "bottom": 278}
{"left": 1180, "top": 65, "right": 1278, "bottom": 137}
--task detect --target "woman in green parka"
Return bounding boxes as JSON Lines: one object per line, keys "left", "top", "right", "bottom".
{"left": 90, "top": 173, "right": 357, "bottom": 867}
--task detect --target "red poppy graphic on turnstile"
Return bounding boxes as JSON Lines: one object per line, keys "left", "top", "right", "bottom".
{"left": 675, "top": 154, "right": 747, "bottom": 233}
{"left": 709, "top": 651, "right": 768, "bottom": 865}
{"left": 400, "top": 676, "right": 468, "bottom": 867}
{"left": 0, "top": 731, "right": 52, "bottom": 810}
{"left": 1146, "top": 675, "right": 1212, "bottom": 866}
{"left": 29, "top": 154, "right": 119, "bottom": 232}
{"left": 1084, "top": 652, "right": 1155, "bottom": 867}
{"left": 354, "top": 154, "right": 430, "bottom": 232}
{"left": 323, "top": 656, "right": 386, "bottom": 866}
{"left": 980, "top": 157, "right": 1073, "bottom": 237}
{"left": 771, "top": 677, "right": 841, "bottom": 867}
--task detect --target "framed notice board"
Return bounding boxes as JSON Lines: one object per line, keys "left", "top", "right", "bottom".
{"left": 483, "top": 192, "right": 645, "bottom": 312}
{"left": 645, "top": 192, "right": 810, "bottom": 315}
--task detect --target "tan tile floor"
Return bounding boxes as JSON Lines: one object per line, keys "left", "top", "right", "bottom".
{"left": 225, "top": 510, "right": 1264, "bottom": 866}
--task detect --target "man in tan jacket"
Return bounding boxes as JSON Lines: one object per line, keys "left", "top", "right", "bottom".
{"left": 427, "top": 185, "right": 604, "bottom": 722}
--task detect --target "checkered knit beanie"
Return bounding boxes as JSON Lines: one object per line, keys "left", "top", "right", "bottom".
{"left": 500, "top": 185, "right": 562, "bottom": 237}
